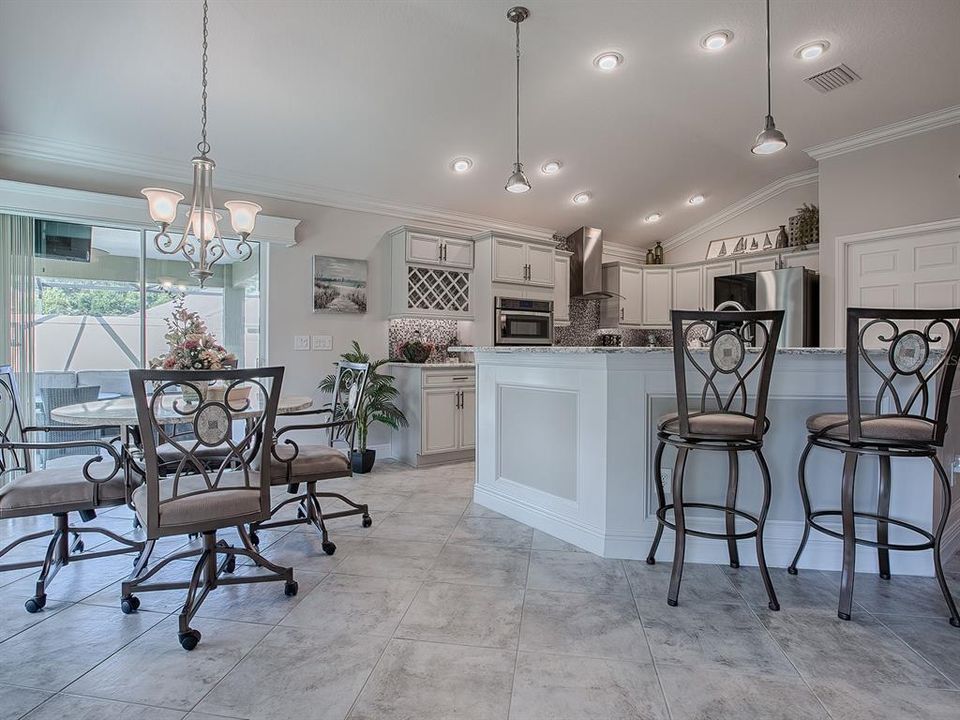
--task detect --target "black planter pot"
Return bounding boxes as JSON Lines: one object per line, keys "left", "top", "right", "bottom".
{"left": 351, "top": 449, "right": 376, "bottom": 474}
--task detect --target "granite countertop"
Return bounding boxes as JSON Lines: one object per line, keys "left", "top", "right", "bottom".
{"left": 387, "top": 361, "right": 475, "bottom": 369}
{"left": 449, "top": 346, "right": 847, "bottom": 355}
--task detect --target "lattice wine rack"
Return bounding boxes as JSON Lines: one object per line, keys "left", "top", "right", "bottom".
{"left": 407, "top": 266, "right": 470, "bottom": 314}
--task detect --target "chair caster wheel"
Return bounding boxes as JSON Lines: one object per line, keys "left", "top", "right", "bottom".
{"left": 178, "top": 629, "right": 201, "bottom": 651}
{"left": 645, "top": 557, "right": 656, "bottom": 565}
{"left": 322, "top": 541, "right": 337, "bottom": 556}
{"left": 249, "top": 530, "right": 260, "bottom": 546}
{"left": 284, "top": 580, "right": 299, "bottom": 597}
{"left": 879, "top": 573, "right": 891, "bottom": 580}
{"left": 768, "top": 601, "right": 780, "bottom": 611}
{"left": 121, "top": 596, "right": 140, "bottom": 614}
{"left": 787, "top": 566, "right": 798, "bottom": 576}
{"left": 24, "top": 595, "right": 46, "bottom": 613}
{"left": 362, "top": 514, "right": 372, "bottom": 528}
{"left": 729, "top": 561, "right": 740, "bottom": 569}
{"left": 667, "top": 599, "right": 678, "bottom": 607}
{"left": 838, "top": 612, "right": 851, "bottom": 621}
{"left": 949, "top": 617, "right": 960, "bottom": 628}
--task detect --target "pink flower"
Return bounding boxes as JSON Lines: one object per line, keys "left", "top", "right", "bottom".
{"left": 163, "top": 357, "right": 176, "bottom": 369}
{"left": 184, "top": 339, "right": 199, "bottom": 350}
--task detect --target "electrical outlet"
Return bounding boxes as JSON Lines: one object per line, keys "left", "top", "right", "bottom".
{"left": 312, "top": 335, "right": 332, "bottom": 351}
{"left": 660, "top": 468, "right": 672, "bottom": 495}
{"left": 294, "top": 335, "right": 310, "bottom": 351}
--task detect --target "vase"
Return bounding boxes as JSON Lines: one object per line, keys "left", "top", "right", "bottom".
{"left": 775, "top": 225, "right": 789, "bottom": 249}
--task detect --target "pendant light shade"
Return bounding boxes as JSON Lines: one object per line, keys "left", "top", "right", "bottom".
{"left": 751, "top": 0, "right": 787, "bottom": 155}
{"left": 504, "top": 7, "right": 531, "bottom": 194}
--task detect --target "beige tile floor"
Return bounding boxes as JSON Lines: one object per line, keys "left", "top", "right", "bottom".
{"left": 1, "top": 459, "right": 959, "bottom": 719}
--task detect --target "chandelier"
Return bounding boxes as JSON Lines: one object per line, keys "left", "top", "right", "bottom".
{"left": 141, "top": 0, "right": 261, "bottom": 287}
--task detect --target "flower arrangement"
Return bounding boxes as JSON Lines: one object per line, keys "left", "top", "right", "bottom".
{"left": 150, "top": 295, "right": 236, "bottom": 371}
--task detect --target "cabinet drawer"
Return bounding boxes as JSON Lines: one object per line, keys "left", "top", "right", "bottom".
{"left": 422, "top": 370, "right": 475, "bottom": 387}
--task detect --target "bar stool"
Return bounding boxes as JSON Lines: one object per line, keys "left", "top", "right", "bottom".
{"left": 647, "top": 309, "right": 784, "bottom": 610}
{"left": 788, "top": 308, "right": 960, "bottom": 626}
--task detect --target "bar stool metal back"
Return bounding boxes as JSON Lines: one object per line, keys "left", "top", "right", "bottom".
{"left": 788, "top": 308, "right": 960, "bottom": 626}
{"left": 647, "top": 309, "right": 784, "bottom": 610}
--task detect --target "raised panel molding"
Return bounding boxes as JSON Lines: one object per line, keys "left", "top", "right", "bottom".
{"left": 859, "top": 251, "right": 898, "bottom": 275}
{"left": 914, "top": 280, "right": 959, "bottom": 308}
{"left": 914, "top": 243, "right": 958, "bottom": 271}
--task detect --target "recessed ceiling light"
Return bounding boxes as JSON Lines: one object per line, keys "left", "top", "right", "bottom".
{"left": 700, "top": 30, "right": 733, "bottom": 51}
{"left": 572, "top": 192, "right": 592, "bottom": 205}
{"left": 795, "top": 40, "right": 830, "bottom": 60}
{"left": 541, "top": 160, "right": 562, "bottom": 175}
{"left": 593, "top": 52, "right": 623, "bottom": 71}
{"left": 644, "top": 212, "right": 662, "bottom": 223}
{"left": 450, "top": 157, "right": 473, "bottom": 173}
{"left": 687, "top": 194, "right": 706, "bottom": 206}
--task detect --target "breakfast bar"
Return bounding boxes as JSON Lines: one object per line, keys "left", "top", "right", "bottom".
{"left": 456, "top": 346, "right": 954, "bottom": 575}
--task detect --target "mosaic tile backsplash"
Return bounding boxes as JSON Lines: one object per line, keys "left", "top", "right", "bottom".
{"left": 554, "top": 298, "right": 672, "bottom": 347}
{"left": 388, "top": 318, "right": 462, "bottom": 363}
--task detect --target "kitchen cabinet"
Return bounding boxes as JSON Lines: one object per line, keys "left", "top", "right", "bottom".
{"left": 405, "top": 231, "right": 474, "bottom": 269}
{"left": 553, "top": 252, "right": 571, "bottom": 324}
{"left": 703, "top": 260, "right": 736, "bottom": 310}
{"left": 641, "top": 267, "right": 672, "bottom": 327}
{"left": 600, "top": 262, "right": 643, "bottom": 327}
{"left": 672, "top": 265, "right": 703, "bottom": 311}
{"left": 390, "top": 365, "right": 476, "bottom": 467}
{"left": 492, "top": 236, "right": 555, "bottom": 287}
{"left": 735, "top": 255, "right": 778, "bottom": 274}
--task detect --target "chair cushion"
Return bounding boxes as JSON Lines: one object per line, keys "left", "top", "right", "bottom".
{"left": 658, "top": 412, "right": 758, "bottom": 438}
{"left": 132, "top": 471, "right": 262, "bottom": 530}
{"left": 806, "top": 413, "right": 935, "bottom": 443}
{"left": 156, "top": 441, "right": 232, "bottom": 464}
{"left": 76, "top": 370, "right": 133, "bottom": 397}
{"left": 255, "top": 444, "right": 351, "bottom": 483}
{"left": 0, "top": 467, "right": 127, "bottom": 519}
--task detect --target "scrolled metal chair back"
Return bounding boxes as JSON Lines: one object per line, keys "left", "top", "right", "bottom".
{"left": 0, "top": 366, "right": 30, "bottom": 481}
{"left": 846, "top": 308, "right": 960, "bottom": 445}
{"left": 325, "top": 361, "right": 369, "bottom": 448}
{"left": 129, "top": 367, "right": 284, "bottom": 534}
{"left": 671, "top": 310, "right": 784, "bottom": 440}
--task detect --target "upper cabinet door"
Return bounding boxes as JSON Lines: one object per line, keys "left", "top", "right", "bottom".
{"left": 672, "top": 265, "right": 703, "bottom": 311}
{"left": 526, "top": 244, "right": 555, "bottom": 287}
{"left": 493, "top": 237, "right": 528, "bottom": 284}
{"left": 620, "top": 266, "right": 643, "bottom": 325}
{"left": 703, "top": 260, "right": 736, "bottom": 311}
{"left": 642, "top": 267, "right": 673, "bottom": 326}
{"left": 406, "top": 232, "right": 443, "bottom": 265}
{"left": 735, "top": 255, "right": 778, "bottom": 274}
{"left": 441, "top": 237, "right": 475, "bottom": 269}
{"left": 553, "top": 255, "right": 571, "bottom": 323}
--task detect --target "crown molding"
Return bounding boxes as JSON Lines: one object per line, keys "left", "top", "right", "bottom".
{"left": 0, "top": 178, "right": 300, "bottom": 245}
{"left": 805, "top": 105, "right": 960, "bottom": 161}
{"left": 0, "top": 131, "right": 557, "bottom": 242}
{"left": 602, "top": 241, "right": 647, "bottom": 262}
{"left": 663, "top": 169, "right": 818, "bottom": 251}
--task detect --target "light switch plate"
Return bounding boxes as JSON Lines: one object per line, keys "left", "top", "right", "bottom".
{"left": 294, "top": 335, "right": 310, "bottom": 351}
{"left": 312, "top": 335, "right": 332, "bottom": 351}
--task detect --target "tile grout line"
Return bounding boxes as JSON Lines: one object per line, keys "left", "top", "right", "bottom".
{"left": 872, "top": 612, "right": 960, "bottom": 691}
{"left": 623, "top": 558, "right": 675, "bottom": 720}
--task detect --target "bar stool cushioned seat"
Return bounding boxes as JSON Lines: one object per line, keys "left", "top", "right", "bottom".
{"left": 255, "top": 444, "right": 350, "bottom": 479}
{"left": 658, "top": 412, "right": 759, "bottom": 437}
{"left": 0, "top": 467, "right": 127, "bottom": 519}
{"left": 806, "top": 413, "right": 935, "bottom": 442}
{"left": 132, "top": 471, "right": 261, "bottom": 530}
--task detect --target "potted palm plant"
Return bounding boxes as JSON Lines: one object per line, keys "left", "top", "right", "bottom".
{"left": 319, "top": 341, "right": 407, "bottom": 473}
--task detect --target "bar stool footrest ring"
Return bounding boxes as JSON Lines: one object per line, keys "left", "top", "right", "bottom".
{"left": 807, "top": 510, "right": 935, "bottom": 551}
{"left": 655, "top": 502, "right": 760, "bottom": 541}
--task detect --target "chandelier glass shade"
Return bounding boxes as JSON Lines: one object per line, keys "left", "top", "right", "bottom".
{"left": 141, "top": 0, "right": 261, "bottom": 287}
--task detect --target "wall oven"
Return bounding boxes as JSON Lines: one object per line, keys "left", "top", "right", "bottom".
{"left": 495, "top": 297, "right": 554, "bottom": 346}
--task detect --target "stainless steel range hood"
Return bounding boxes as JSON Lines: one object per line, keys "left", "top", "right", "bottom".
{"left": 568, "top": 226, "right": 613, "bottom": 299}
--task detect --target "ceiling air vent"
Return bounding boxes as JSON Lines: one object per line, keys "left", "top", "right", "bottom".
{"left": 804, "top": 64, "right": 861, "bottom": 93}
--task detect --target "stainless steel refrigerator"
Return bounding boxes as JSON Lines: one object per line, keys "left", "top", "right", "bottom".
{"left": 713, "top": 267, "right": 819, "bottom": 347}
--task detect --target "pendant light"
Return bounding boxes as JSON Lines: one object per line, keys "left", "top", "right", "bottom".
{"left": 505, "top": 7, "right": 531, "bottom": 193}
{"left": 751, "top": 0, "right": 788, "bottom": 155}
{"left": 141, "top": 0, "right": 261, "bottom": 286}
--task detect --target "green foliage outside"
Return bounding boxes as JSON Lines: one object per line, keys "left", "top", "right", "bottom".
{"left": 37, "top": 285, "right": 168, "bottom": 316}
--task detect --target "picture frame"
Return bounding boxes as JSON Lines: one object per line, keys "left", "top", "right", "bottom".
{"left": 312, "top": 255, "right": 368, "bottom": 313}
{"left": 704, "top": 228, "right": 780, "bottom": 260}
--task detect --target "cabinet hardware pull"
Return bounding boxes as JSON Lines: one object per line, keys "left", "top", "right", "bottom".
{"left": 620, "top": 307, "right": 624, "bottom": 321}
{"left": 452, "top": 376, "right": 469, "bottom": 381}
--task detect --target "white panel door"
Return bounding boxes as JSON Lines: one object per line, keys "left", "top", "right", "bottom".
{"left": 406, "top": 233, "right": 442, "bottom": 265}
{"left": 493, "top": 237, "right": 527, "bottom": 284}
{"left": 703, "top": 260, "right": 736, "bottom": 310}
{"left": 422, "top": 389, "right": 460, "bottom": 454}
{"left": 526, "top": 244, "right": 556, "bottom": 287}
{"left": 458, "top": 388, "right": 476, "bottom": 450}
{"left": 620, "top": 266, "right": 643, "bottom": 325}
{"left": 442, "top": 237, "right": 474, "bottom": 269}
{"left": 642, "top": 268, "right": 672, "bottom": 326}
{"left": 553, "top": 255, "right": 571, "bottom": 323}
{"left": 672, "top": 265, "right": 703, "bottom": 311}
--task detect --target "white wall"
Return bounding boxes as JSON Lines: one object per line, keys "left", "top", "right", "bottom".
{"left": 819, "top": 123, "right": 960, "bottom": 345}
{"left": 663, "top": 182, "right": 819, "bottom": 264}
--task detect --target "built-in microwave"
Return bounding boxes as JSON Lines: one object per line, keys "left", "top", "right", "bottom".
{"left": 494, "top": 297, "right": 554, "bottom": 346}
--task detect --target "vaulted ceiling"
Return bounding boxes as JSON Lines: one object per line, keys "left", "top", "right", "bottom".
{"left": 1, "top": 0, "right": 958, "bottom": 245}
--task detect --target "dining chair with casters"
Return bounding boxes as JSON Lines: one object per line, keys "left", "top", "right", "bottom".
{"left": 0, "top": 366, "right": 143, "bottom": 613}
{"left": 788, "top": 308, "right": 960, "bottom": 626}
{"left": 647, "top": 310, "right": 785, "bottom": 611}
{"left": 122, "top": 367, "right": 297, "bottom": 650}
{"left": 250, "top": 361, "right": 369, "bottom": 556}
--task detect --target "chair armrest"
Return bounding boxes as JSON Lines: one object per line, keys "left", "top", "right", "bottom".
{"left": 278, "top": 406, "right": 332, "bottom": 418}
{"left": 0, "top": 438, "right": 123, "bottom": 484}
{"left": 274, "top": 417, "right": 353, "bottom": 439}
